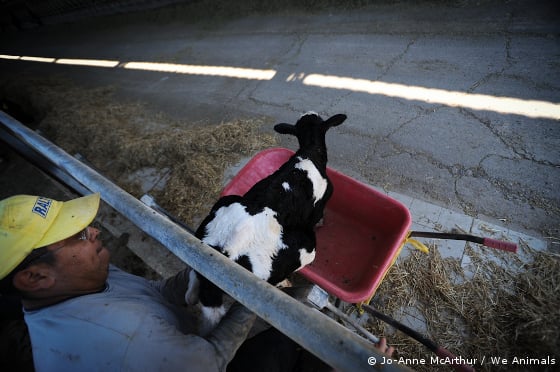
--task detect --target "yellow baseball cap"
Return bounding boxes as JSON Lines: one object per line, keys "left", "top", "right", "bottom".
{"left": 0, "top": 193, "right": 100, "bottom": 279}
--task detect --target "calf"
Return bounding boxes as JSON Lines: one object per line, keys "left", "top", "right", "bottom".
{"left": 186, "top": 112, "right": 347, "bottom": 333}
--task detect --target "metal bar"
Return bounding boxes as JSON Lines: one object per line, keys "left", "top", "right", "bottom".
{"left": 0, "top": 110, "right": 407, "bottom": 371}
{"left": 409, "top": 230, "right": 517, "bottom": 253}
{"left": 140, "top": 193, "right": 197, "bottom": 235}
{"left": 0, "top": 125, "right": 91, "bottom": 196}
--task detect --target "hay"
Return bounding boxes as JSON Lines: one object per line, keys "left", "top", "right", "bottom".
{"left": 369, "top": 243, "right": 560, "bottom": 371}
{"left": 0, "top": 76, "right": 277, "bottom": 226}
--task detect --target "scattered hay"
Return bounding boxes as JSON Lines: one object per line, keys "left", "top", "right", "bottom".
{"left": 1, "top": 76, "right": 277, "bottom": 226}
{"left": 369, "top": 243, "right": 560, "bottom": 371}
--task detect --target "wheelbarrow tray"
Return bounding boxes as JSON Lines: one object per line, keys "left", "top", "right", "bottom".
{"left": 221, "top": 148, "right": 411, "bottom": 303}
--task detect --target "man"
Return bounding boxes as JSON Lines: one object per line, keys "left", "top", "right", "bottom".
{"left": 0, "top": 192, "right": 256, "bottom": 371}
{"left": 1, "top": 192, "right": 394, "bottom": 371}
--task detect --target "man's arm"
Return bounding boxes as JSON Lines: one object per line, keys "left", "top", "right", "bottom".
{"left": 150, "top": 267, "right": 191, "bottom": 305}
{"left": 121, "top": 301, "right": 255, "bottom": 372}
{"left": 207, "top": 302, "right": 256, "bottom": 371}
{"left": 150, "top": 269, "right": 256, "bottom": 370}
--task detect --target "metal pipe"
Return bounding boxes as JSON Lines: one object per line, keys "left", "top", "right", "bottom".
{"left": 0, "top": 125, "right": 91, "bottom": 196}
{"left": 1, "top": 111, "right": 407, "bottom": 371}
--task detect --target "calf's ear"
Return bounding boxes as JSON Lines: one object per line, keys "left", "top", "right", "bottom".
{"left": 274, "top": 123, "right": 296, "bottom": 135}
{"left": 325, "top": 114, "right": 347, "bottom": 128}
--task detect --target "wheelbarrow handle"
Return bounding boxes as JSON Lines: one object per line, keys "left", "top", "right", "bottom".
{"left": 435, "top": 346, "right": 476, "bottom": 372}
{"left": 481, "top": 238, "right": 517, "bottom": 252}
{"left": 362, "top": 304, "right": 475, "bottom": 372}
{"left": 409, "top": 231, "right": 517, "bottom": 253}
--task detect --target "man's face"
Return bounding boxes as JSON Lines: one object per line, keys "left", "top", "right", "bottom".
{"left": 46, "top": 227, "right": 110, "bottom": 294}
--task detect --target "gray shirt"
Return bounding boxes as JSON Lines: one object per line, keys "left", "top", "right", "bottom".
{"left": 24, "top": 265, "right": 255, "bottom": 372}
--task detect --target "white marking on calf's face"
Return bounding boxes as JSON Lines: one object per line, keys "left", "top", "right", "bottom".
{"left": 295, "top": 157, "right": 327, "bottom": 205}
{"left": 301, "top": 110, "right": 319, "bottom": 118}
{"left": 203, "top": 203, "right": 286, "bottom": 280}
{"left": 282, "top": 182, "right": 291, "bottom": 191}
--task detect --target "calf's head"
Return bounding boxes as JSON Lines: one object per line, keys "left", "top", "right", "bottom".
{"left": 274, "top": 112, "right": 346, "bottom": 152}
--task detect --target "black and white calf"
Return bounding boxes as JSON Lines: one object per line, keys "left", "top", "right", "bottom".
{"left": 186, "top": 112, "right": 347, "bottom": 332}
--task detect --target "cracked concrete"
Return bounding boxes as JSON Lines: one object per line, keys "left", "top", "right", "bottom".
{"left": 0, "top": 0, "right": 559, "bottom": 250}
